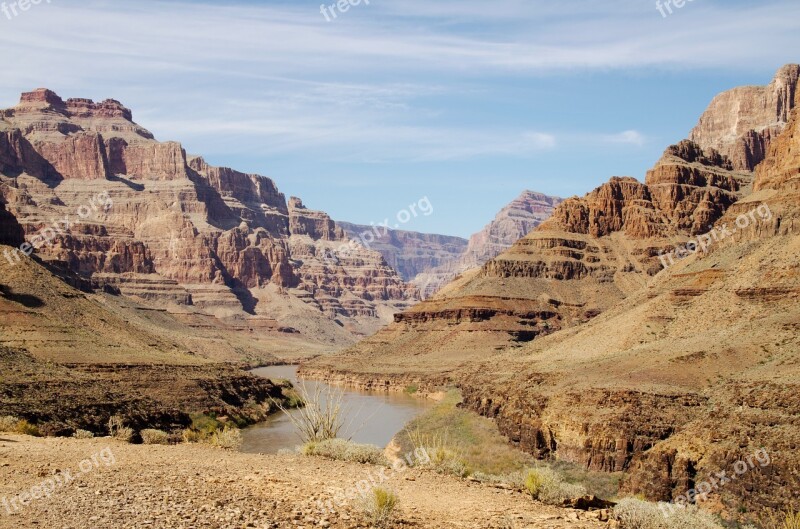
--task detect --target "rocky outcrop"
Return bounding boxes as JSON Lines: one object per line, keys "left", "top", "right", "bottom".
{"left": 690, "top": 64, "right": 800, "bottom": 170}
{"left": 0, "top": 89, "right": 416, "bottom": 347}
{"left": 412, "top": 191, "right": 563, "bottom": 297}
{"left": 337, "top": 222, "right": 468, "bottom": 282}
{"left": 0, "top": 200, "right": 23, "bottom": 247}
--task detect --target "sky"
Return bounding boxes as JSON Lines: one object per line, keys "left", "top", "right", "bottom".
{"left": 0, "top": 0, "right": 799, "bottom": 238}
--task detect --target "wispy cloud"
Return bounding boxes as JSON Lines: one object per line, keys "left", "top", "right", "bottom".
{"left": 0, "top": 0, "right": 796, "bottom": 163}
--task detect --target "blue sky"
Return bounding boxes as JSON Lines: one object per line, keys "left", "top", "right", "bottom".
{"left": 1, "top": 0, "right": 798, "bottom": 237}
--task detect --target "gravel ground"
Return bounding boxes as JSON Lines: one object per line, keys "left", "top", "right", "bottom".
{"left": 0, "top": 435, "right": 608, "bottom": 529}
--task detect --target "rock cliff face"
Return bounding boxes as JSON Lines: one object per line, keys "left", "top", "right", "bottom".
{"left": 0, "top": 200, "right": 23, "bottom": 247}
{"left": 0, "top": 88, "right": 416, "bottom": 351}
{"left": 412, "top": 191, "right": 563, "bottom": 297}
{"left": 690, "top": 64, "right": 799, "bottom": 170}
{"left": 337, "top": 222, "right": 468, "bottom": 282}
{"left": 305, "top": 65, "right": 800, "bottom": 520}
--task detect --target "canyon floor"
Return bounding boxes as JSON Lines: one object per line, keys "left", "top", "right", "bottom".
{"left": 0, "top": 435, "right": 607, "bottom": 529}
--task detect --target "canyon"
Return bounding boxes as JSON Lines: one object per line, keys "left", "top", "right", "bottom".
{"left": 304, "top": 64, "right": 800, "bottom": 521}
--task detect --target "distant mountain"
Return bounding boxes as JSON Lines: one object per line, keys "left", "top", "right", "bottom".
{"left": 0, "top": 88, "right": 418, "bottom": 357}
{"left": 304, "top": 64, "right": 800, "bottom": 519}
{"left": 337, "top": 222, "right": 468, "bottom": 282}
{"left": 411, "top": 191, "right": 563, "bottom": 297}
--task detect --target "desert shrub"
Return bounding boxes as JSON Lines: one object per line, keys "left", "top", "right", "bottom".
{"left": 612, "top": 497, "right": 724, "bottom": 529}
{"left": 404, "top": 384, "right": 419, "bottom": 395}
{"left": 406, "top": 429, "right": 472, "bottom": 478}
{"left": 72, "top": 429, "right": 94, "bottom": 439}
{"left": 0, "top": 415, "right": 20, "bottom": 432}
{"left": 523, "top": 467, "right": 587, "bottom": 505}
{"left": 209, "top": 426, "right": 243, "bottom": 450}
{"left": 181, "top": 428, "right": 204, "bottom": 444}
{"left": 767, "top": 510, "right": 800, "bottom": 529}
{"left": 273, "top": 381, "right": 348, "bottom": 443}
{"left": 13, "top": 419, "right": 41, "bottom": 437}
{"left": 303, "top": 438, "right": 389, "bottom": 466}
{"left": 359, "top": 487, "right": 398, "bottom": 528}
{"left": 140, "top": 429, "right": 170, "bottom": 445}
{"left": 108, "top": 416, "right": 134, "bottom": 442}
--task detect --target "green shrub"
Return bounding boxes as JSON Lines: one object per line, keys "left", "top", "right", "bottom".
{"left": 404, "top": 384, "right": 419, "bottom": 395}
{"left": 140, "top": 429, "right": 170, "bottom": 445}
{"left": 14, "top": 419, "right": 41, "bottom": 437}
{"left": 359, "top": 487, "right": 399, "bottom": 528}
{"left": 72, "top": 429, "right": 94, "bottom": 439}
{"left": 302, "top": 438, "right": 389, "bottom": 466}
{"left": 209, "top": 426, "right": 242, "bottom": 450}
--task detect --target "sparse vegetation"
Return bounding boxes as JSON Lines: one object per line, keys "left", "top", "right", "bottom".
{"left": 359, "top": 487, "right": 399, "bottom": 528}
{"left": 765, "top": 509, "right": 800, "bottom": 529}
{"left": 302, "top": 438, "right": 389, "bottom": 466}
{"left": 209, "top": 426, "right": 243, "bottom": 450}
{"left": 272, "top": 380, "right": 349, "bottom": 443}
{"left": 404, "top": 384, "right": 418, "bottom": 395}
{"left": 140, "top": 429, "right": 170, "bottom": 445}
{"left": 397, "top": 390, "right": 532, "bottom": 477}
{"left": 406, "top": 428, "right": 472, "bottom": 477}
{"left": 0, "top": 415, "right": 41, "bottom": 436}
{"left": 13, "top": 419, "right": 42, "bottom": 437}
{"left": 612, "top": 497, "right": 724, "bottom": 529}
{"left": 523, "top": 467, "right": 587, "bottom": 505}
{"left": 72, "top": 429, "right": 94, "bottom": 439}
{"left": 108, "top": 415, "right": 135, "bottom": 442}
{"left": 0, "top": 415, "right": 19, "bottom": 432}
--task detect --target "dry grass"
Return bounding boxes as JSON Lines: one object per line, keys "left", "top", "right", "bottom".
{"left": 107, "top": 416, "right": 134, "bottom": 442}
{"left": 140, "top": 429, "right": 170, "bottom": 445}
{"left": 359, "top": 487, "right": 399, "bottom": 528}
{"left": 612, "top": 497, "right": 724, "bottom": 529}
{"left": 765, "top": 510, "right": 800, "bottom": 529}
{"left": 523, "top": 467, "right": 587, "bottom": 505}
{"left": 0, "top": 416, "right": 41, "bottom": 436}
{"left": 209, "top": 426, "right": 243, "bottom": 450}
{"left": 302, "top": 438, "right": 388, "bottom": 466}
{"left": 72, "top": 429, "right": 94, "bottom": 439}
{"left": 397, "top": 390, "right": 532, "bottom": 477}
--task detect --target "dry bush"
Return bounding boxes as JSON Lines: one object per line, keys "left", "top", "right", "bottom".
{"left": 72, "top": 429, "right": 94, "bottom": 439}
{"left": 140, "top": 429, "right": 169, "bottom": 445}
{"left": 0, "top": 415, "right": 20, "bottom": 432}
{"left": 765, "top": 510, "right": 800, "bottom": 529}
{"left": 524, "top": 467, "right": 587, "bottom": 505}
{"left": 406, "top": 428, "right": 471, "bottom": 477}
{"left": 612, "top": 497, "right": 724, "bottom": 529}
{"left": 273, "top": 381, "right": 349, "bottom": 443}
{"left": 359, "top": 487, "right": 399, "bottom": 528}
{"left": 302, "top": 438, "right": 388, "bottom": 466}
{"left": 13, "top": 419, "right": 41, "bottom": 437}
{"left": 209, "top": 426, "right": 243, "bottom": 450}
{"left": 108, "top": 416, "right": 134, "bottom": 442}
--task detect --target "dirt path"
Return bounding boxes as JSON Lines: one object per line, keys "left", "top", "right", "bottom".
{"left": 0, "top": 435, "right": 608, "bottom": 529}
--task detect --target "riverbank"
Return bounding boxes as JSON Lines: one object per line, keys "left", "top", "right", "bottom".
{"left": 0, "top": 434, "right": 609, "bottom": 529}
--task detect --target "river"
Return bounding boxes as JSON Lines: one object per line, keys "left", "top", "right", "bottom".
{"left": 241, "top": 365, "right": 431, "bottom": 454}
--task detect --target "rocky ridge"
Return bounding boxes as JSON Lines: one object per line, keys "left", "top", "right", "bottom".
{"left": 411, "top": 190, "right": 563, "bottom": 297}
{"left": 0, "top": 88, "right": 417, "bottom": 355}
{"left": 303, "top": 65, "right": 800, "bottom": 521}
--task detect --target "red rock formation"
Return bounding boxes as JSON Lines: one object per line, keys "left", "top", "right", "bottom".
{"left": 412, "top": 191, "right": 563, "bottom": 297}
{"left": 0, "top": 89, "right": 416, "bottom": 343}
{"left": 690, "top": 64, "right": 800, "bottom": 170}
